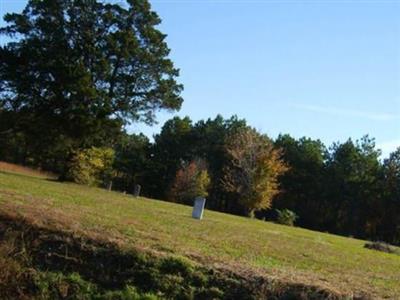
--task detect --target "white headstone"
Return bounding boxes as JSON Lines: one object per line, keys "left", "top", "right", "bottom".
{"left": 192, "top": 197, "right": 206, "bottom": 220}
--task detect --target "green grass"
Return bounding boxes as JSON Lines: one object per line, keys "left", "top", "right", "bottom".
{"left": 1, "top": 170, "right": 400, "bottom": 299}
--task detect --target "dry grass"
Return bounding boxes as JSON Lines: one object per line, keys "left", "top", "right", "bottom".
{"left": 0, "top": 161, "right": 56, "bottom": 179}
{"left": 0, "top": 168, "right": 399, "bottom": 299}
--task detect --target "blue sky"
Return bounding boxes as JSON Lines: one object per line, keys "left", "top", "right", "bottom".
{"left": 1, "top": 0, "right": 399, "bottom": 157}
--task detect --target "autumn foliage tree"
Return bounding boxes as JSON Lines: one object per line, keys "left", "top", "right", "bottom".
{"left": 222, "top": 128, "right": 287, "bottom": 217}
{"left": 169, "top": 159, "right": 210, "bottom": 205}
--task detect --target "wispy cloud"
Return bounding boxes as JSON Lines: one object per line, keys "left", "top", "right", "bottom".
{"left": 291, "top": 103, "right": 399, "bottom": 121}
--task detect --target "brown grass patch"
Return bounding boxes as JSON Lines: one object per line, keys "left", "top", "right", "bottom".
{"left": 0, "top": 161, "right": 56, "bottom": 179}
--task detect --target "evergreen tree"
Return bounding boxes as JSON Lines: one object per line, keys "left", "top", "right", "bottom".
{"left": 0, "top": 0, "right": 183, "bottom": 172}
{"left": 272, "top": 134, "right": 327, "bottom": 230}
{"left": 325, "top": 136, "right": 381, "bottom": 237}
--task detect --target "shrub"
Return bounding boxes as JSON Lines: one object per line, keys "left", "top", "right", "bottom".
{"left": 364, "top": 241, "right": 400, "bottom": 255}
{"left": 275, "top": 209, "right": 298, "bottom": 226}
{"left": 67, "top": 147, "right": 115, "bottom": 186}
{"left": 101, "top": 285, "right": 160, "bottom": 300}
{"left": 159, "top": 257, "right": 193, "bottom": 277}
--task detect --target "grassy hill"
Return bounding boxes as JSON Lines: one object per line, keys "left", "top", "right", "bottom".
{"left": 0, "top": 166, "right": 399, "bottom": 299}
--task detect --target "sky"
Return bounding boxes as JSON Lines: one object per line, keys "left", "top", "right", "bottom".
{"left": 1, "top": 0, "right": 399, "bottom": 157}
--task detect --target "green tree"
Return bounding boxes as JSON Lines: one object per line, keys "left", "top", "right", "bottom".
{"left": 325, "top": 136, "right": 381, "bottom": 237}
{"left": 377, "top": 147, "right": 400, "bottom": 244}
{"left": 222, "top": 128, "right": 288, "bottom": 217}
{"left": 0, "top": 0, "right": 183, "bottom": 172}
{"left": 272, "top": 134, "right": 327, "bottom": 230}
{"left": 113, "top": 133, "right": 151, "bottom": 193}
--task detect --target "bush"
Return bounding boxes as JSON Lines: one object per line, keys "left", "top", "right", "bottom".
{"left": 275, "top": 209, "right": 298, "bottom": 226}
{"left": 67, "top": 147, "right": 115, "bottom": 186}
{"left": 364, "top": 241, "right": 400, "bottom": 255}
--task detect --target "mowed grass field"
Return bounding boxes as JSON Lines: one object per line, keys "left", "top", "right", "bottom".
{"left": 0, "top": 168, "right": 399, "bottom": 299}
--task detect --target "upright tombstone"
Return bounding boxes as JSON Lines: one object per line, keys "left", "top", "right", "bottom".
{"left": 133, "top": 184, "right": 141, "bottom": 197}
{"left": 107, "top": 180, "right": 113, "bottom": 191}
{"left": 192, "top": 197, "right": 206, "bottom": 220}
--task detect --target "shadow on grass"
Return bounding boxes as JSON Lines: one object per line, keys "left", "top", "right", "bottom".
{"left": 0, "top": 212, "right": 352, "bottom": 300}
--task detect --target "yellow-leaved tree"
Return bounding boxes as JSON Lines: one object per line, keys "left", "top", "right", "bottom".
{"left": 222, "top": 128, "right": 288, "bottom": 217}
{"left": 67, "top": 147, "right": 115, "bottom": 186}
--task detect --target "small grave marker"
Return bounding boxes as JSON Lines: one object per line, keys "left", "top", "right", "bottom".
{"left": 107, "top": 180, "right": 113, "bottom": 191}
{"left": 192, "top": 197, "right": 206, "bottom": 220}
{"left": 133, "top": 184, "right": 141, "bottom": 197}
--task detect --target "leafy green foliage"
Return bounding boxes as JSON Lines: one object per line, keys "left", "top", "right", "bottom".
{"left": 275, "top": 209, "right": 298, "bottom": 226}
{"left": 33, "top": 271, "right": 160, "bottom": 299}
{"left": 324, "top": 136, "right": 382, "bottom": 237}
{"left": 0, "top": 0, "right": 182, "bottom": 171}
{"left": 265, "top": 135, "right": 400, "bottom": 245}
{"left": 67, "top": 147, "right": 114, "bottom": 186}
{"left": 113, "top": 133, "right": 151, "bottom": 193}
{"left": 375, "top": 147, "right": 400, "bottom": 244}
{"left": 272, "top": 134, "right": 327, "bottom": 229}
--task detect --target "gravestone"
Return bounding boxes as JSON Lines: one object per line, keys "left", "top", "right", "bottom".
{"left": 107, "top": 180, "right": 113, "bottom": 191}
{"left": 133, "top": 184, "right": 141, "bottom": 197}
{"left": 192, "top": 197, "right": 206, "bottom": 220}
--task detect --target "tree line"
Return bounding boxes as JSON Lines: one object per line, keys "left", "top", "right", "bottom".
{"left": 1, "top": 0, "right": 399, "bottom": 246}
{"left": 2, "top": 112, "right": 399, "bottom": 246}
{"left": 116, "top": 116, "right": 399, "bottom": 246}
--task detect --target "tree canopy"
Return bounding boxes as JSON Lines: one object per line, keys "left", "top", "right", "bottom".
{"left": 0, "top": 0, "right": 183, "bottom": 171}
{"left": 222, "top": 128, "right": 288, "bottom": 216}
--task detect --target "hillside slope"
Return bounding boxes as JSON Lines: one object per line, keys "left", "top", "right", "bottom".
{"left": 0, "top": 168, "right": 399, "bottom": 299}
